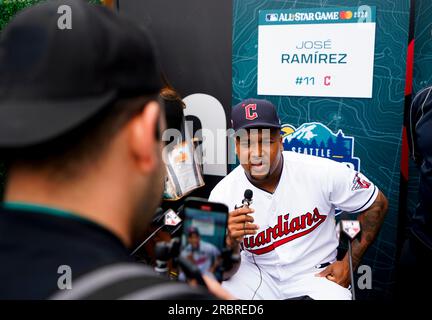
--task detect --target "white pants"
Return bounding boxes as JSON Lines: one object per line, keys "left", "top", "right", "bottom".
{"left": 222, "top": 259, "right": 352, "bottom": 300}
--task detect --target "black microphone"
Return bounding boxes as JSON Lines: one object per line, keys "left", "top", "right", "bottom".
{"left": 154, "top": 241, "right": 171, "bottom": 276}
{"left": 154, "top": 238, "right": 181, "bottom": 277}
{"left": 243, "top": 189, "right": 253, "bottom": 207}
{"left": 236, "top": 189, "right": 253, "bottom": 209}
{"left": 233, "top": 189, "right": 254, "bottom": 253}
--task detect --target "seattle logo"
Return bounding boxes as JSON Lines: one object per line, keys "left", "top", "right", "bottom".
{"left": 281, "top": 122, "right": 360, "bottom": 171}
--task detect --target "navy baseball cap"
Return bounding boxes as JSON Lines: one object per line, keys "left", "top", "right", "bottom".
{"left": 231, "top": 98, "right": 281, "bottom": 131}
{"left": 0, "top": 0, "right": 162, "bottom": 148}
{"left": 187, "top": 226, "right": 200, "bottom": 236}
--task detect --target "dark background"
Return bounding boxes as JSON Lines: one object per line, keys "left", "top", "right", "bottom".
{"left": 117, "top": 0, "right": 232, "bottom": 204}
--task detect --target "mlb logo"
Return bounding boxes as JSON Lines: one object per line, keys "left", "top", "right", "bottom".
{"left": 266, "top": 13, "right": 278, "bottom": 22}
{"left": 341, "top": 220, "right": 361, "bottom": 239}
{"left": 164, "top": 209, "right": 182, "bottom": 226}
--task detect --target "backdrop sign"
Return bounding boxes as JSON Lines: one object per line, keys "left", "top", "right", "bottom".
{"left": 258, "top": 6, "right": 377, "bottom": 98}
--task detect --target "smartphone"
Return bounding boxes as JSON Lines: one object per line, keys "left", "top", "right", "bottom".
{"left": 179, "top": 197, "right": 228, "bottom": 282}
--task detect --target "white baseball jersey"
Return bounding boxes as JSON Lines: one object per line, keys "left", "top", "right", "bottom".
{"left": 209, "top": 151, "right": 379, "bottom": 282}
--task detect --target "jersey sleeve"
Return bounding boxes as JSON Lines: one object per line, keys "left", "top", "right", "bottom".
{"left": 208, "top": 190, "right": 218, "bottom": 203}
{"left": 327, "top": 161, "right": 379, "bottom": 214}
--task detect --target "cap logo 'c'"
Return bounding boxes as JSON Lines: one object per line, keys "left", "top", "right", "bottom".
{"left": 244, "top": 103, "right": 258, "bottom": 120}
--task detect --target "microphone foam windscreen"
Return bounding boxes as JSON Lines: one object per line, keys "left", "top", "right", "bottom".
{"left": 244, "top": 189, "right": 253, "bottom": 200}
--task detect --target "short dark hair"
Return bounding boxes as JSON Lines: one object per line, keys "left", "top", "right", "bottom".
{"left": 187, "top": 226, "right": 200, "bottom": 237}
{"left": 4, "top": 95, "right": 159, "bottom": 180}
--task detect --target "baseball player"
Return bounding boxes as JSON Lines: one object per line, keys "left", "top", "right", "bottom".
{"left": 209, "top": 98, "right": 388, "bottom": 300}
{"left": 180, "top": 227, "right": 222, "bottom": 280}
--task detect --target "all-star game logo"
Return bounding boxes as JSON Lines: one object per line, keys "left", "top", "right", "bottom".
{"left": 281, "top": 122, "right": 360, "bottom": 171}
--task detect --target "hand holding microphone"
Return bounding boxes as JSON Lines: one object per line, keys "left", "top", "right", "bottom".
{"left": 227, "top": 189, "right": 259, "bottom": 248}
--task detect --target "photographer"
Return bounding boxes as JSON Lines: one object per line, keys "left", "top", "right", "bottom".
{"left": 0, "top": 0, "right": 229, "bottom": 299}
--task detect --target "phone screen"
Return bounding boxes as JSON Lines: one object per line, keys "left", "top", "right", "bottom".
{"left": 180, "top": 201, "right": 228, "bottom": 281}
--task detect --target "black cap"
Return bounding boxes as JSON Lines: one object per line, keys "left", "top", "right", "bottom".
{"left": 0, "top": 0, "right": 162, "bottom": 148}
{"left": 187, "top": 226, "right": 200, "bottom": 237}
{"left": 231, "top": 98, "right": 281, "bottom": 131}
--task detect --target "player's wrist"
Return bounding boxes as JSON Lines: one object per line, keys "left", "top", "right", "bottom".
{"left": 226, "top": 237, "right": 241, "bottom": 251}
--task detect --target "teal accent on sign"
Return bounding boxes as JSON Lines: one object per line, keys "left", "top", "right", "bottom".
{"left": 413, "top": 0, "right": 432, "bottom": 93}
{"left": 259, "top": 6, "right": 376, "bottom": 25}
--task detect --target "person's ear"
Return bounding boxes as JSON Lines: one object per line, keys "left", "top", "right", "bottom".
{"left": 280, "top": 134, "right": 284, "bottom": 151}
{"left": 128, "top": 101, "right": 161, "bottom": 174}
